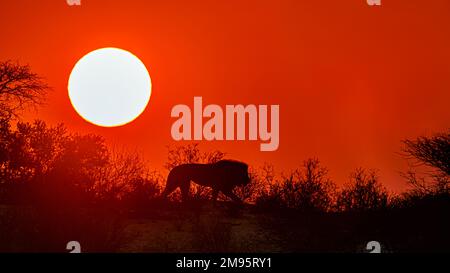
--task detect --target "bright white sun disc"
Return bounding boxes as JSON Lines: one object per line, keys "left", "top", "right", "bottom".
{"left": 68, "top": 47, "right": 152, "bottom": 127}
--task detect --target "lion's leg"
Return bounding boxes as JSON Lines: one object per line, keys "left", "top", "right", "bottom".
{"left": 212, "top": 189, "right": 219, "bottom": 202}
{"left": 222, "top": 189, "right": 243, "bottom": 204}
{"left": 161, "top": 186, "right": 173, "bottom": 198}
{"left": 162, "top": 170, "right": 182, "bottom": 199}
{"left": 162, "top": 181, "right": 178, "bottom": 198}
{"left": 180, "top": 181, "right": 190, "bottom": 202}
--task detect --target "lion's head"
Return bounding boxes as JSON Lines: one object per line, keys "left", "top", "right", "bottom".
{"left": 213, "top": 159, "right": 251, "bottom": 186}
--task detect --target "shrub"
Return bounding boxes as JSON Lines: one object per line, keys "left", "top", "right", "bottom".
{"left": 336, "top": 168, "right": 389, "bottom": 212}
{"left": 256, "top": 159, "right": 336, "bottom": 212}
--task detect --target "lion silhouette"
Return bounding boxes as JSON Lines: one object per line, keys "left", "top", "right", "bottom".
{"left": 162, "top": 160, "right": 250, "bottom": 202}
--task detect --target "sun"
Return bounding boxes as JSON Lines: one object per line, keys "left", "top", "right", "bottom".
{"left": 68, "top": 47, "right": 152, "bottom": 127}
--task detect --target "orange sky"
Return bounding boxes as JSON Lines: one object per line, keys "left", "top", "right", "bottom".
{"left": 1, "top": 0, "right": 449, "bottom": 192}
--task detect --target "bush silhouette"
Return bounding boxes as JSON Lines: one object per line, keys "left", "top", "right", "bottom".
{"left": 336, "top": 168, "right": 389, "bottom": 212}
{"left": 256, "top": 158, "right": 336, "bottom": 212}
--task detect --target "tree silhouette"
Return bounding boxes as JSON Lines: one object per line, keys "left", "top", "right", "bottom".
{"left": 402, "top": 132, "right": 450, "bottom": 194}
{"left": 0, "top": 60, "right": 50, "bottom": 192}
{"left": 0, "top": 120, "right": 109, "bottom": 205}
{"left": 402, "top": 132, "right": 450, "bottom": 175}
{"left": 0, "top": 61, "right": 48, "bottom": 119}
{"left": 0, "top": 58, "right": 158, "bottom": 206}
